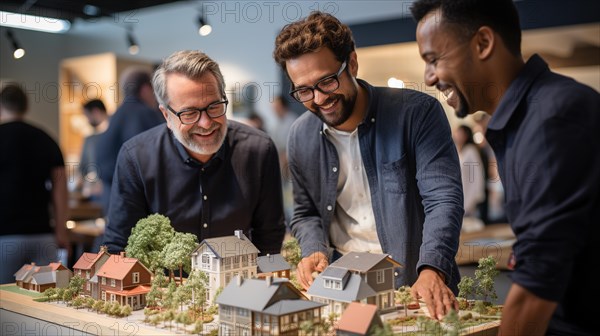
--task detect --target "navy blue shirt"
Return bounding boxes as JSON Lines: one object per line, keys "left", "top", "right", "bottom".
{"left": 96, "top": 96, "right": 165, "bottom": 212}
{"left": 102, "top": 121, "right": 286, "bottom": 256}
{"left": 288, "top": 80, "right": 464, "bottom": 292}
{"left": 487, "top": 55, "right": 600, "bottom": 335}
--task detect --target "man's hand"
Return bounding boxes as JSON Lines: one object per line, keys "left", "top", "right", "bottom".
{"left": 296, "top": 252, "right": 328, "bottom": 290}
{"left": 411, "top": 267, "right": 459, "bottom": 320}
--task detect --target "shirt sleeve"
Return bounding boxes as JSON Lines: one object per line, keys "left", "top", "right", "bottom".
{"left": 249, "top": 139, "right": 286, "bottom": 255}
{"left": 510, "top": 111, "right": 599, "bottom": 302}
{"left": 413, "top": 99, "right": 464, "bottom": 284}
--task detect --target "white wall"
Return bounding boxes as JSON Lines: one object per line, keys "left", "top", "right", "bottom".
{"left": 1, "top": 1, "right": 407, "bottom": 137}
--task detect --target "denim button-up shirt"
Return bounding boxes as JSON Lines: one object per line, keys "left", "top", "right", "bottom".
{"left": 287, "top": 80, "right": 463, "bottom": 292}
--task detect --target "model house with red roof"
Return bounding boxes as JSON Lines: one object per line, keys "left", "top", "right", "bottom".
{"left": 72, "top": 245, "right": 110, "bottom": 299}
{"left": 336, "top": 302, "right": 383, "bottom": 336}
{"left": 13, "top": 262, "right": 72, "bottom": 292}
{"left": 95, "top": 252, "right": 152, "bottom": 310}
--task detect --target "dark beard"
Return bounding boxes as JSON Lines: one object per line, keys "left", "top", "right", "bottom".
{"left": 312, "top": 92, "right": 356, "bottom": 128}
{"left": 455, "top": 90, "right": 469, "bottom": 118}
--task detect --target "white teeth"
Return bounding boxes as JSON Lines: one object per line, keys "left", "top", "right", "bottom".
{"left": 322, "top": 99, "right": 337, "bottom": 109}
{"left": 442, "top": 88, "right": 454, "bottom": 100}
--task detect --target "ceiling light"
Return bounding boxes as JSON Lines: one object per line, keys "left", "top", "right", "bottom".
{"left": 198, "top": 16, "right": 212, "bottom": 36}
{"left": 6, "top": 30, "right": 25, "bottom": 59}
{"left": 387, "top": 77, "right": 405, "bottom": 89}
{"left": 126, "top": 30, "right": 139, "bottom": 55}
{"left": 0, "top": 10, "right": 70, "bottom": 33}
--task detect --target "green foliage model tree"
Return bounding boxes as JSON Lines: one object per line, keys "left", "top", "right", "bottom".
{"left": 146, "top": 271, "right": 167, "bottom": 309}
{"left": 281, "top": 237, "right": 302, "bottom": 267}
{"left": 474, "top": 256, "right": 499, "bottom": 303}
{"left": 395, "top": 285, "right": 413, "bottom": 317}
{"left": 68, "top": 274, "right": 86, "bottom": 296}
{"left": 185, "top": 269, "right": 209, "bottom": 318}
{"left": 457, "top": 276, "right": 475, "bottom": 307}
{"left": 370, "top": 323, "right": 394, "bottom": 336}
{"left": 125, "top": 214, "right": 175, "bottom": 272}
{"left": 161, "top": 231, "right": 198, "bottom": 284}
{"left": 163, "top": 279, "right": 178, "bottom": 310}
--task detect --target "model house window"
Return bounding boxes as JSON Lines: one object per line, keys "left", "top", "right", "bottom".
{"left": 249, "top": 254, "right": 256, "bottom": 266}
{"left": 225, "top": 273, "right": 231, "bottom": 285}
{"left": 110, "top": 293, "right": 116, "bottom": 302}
{"left": 101, "top": 291, "right": 106, "bottom": 300}
{"left": 201, "top": 254, "right": 210, "bottom": 269}
{"left": 324, "top": 279, "right": 331, "bottom": 288}
{"left": 221, "top": 306, "right": 232, "bottom": 318}
{"left": 86, "top": 283, "right": 90, "bottom": 291}
{"left": 237, "top": 308, "right": 249, "bottom": 317}
{"left": 223, "top": 257, "right": 231, "bottom": 270}
{"left": 376, "top": 270, "right": 385, "bottom": 284}
{"left": 333, "top": 280, "right": 342, "bottom": 290}
{"left": 233, "top": 255, "right": 240, "bottom": 267}
{"left": 101, "top": 277, "right": 106, "bottom": 285}
{"left": 86, "top": 271, "right": 90, "bottom": 279}
{"left": 132, "top": 272, "right": 139, "bottom": 283}
{"left": 111, "top": 279, "right": 116, "bottom": 287}
{"left": 241, "top": 255, "right": 248, "bottom": 267}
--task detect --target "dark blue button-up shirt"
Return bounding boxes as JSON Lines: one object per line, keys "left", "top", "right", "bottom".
{"left": 102, "top": 121, "right": 286, "bottom": 256}
{"left": 287, "top": 80, "right": 464, "bottom": 292}
{"left": 487, "top": 55, "right": 600, "bottom": 335}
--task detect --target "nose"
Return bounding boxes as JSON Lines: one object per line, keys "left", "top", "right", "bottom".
{"left": 313, "top": 89, "right": 329, "bottom": 105}
{"left": 196, "top": 110, "right": 213, "bottom": 129}
{"left": 424, "top": 64, "right": 438, "bottom": 87}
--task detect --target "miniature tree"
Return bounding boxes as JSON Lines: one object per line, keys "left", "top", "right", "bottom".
{"left": 120, "top": 304, "right": 132, "bottom": 317}
{"left": 442, "top": 309, "right": 461, "bottom": 336}
{"left": 371, "top": 323, "right": 394, "bottom": 336}
{"left": 474, "top": 256, "right": 499, "bottom": 304}
{"left": 68, "top": 274, "right": 86, "bottom": 297}
{"left": 147, "top": 271, "right": 166, "bottom": 309}
{"left": 282, "top": 237, "right": 302, "bottom": 267}
{"left": 185, "top": 269, "right": 208, "bottom": 318}
{"left": 92, "top": 299, "right": 104, "bottom": 313}
{"left": 126, "top": 213, "right": 175, "bottom": 272}
{"left": 163, "top": 279, "right": 178, "bottom": 310}
{"left": 85, "top": 297, "right": 96, "bottom": 311}
{"left": 457, "top": 276, "right": 475, "bottom": 308}
{"left": 300, "top": 320, "right": 315, "bottom": 335}
{"left": 62, "top": 288, "right": 74, "bottom": 303}
{"left": 161, "top": 231, "right": 198, "bottom": 284}
{"left": 43, "top": 287, "right": 57, "bottom": 302}
{"left": 71, "top": 296, "right": 85, "bottom": 309}
{"left": 192, "top": 319, "right": 203, "bottom": 334}
{"left": 396, "top": 285, "right": 413, "bottom": 317}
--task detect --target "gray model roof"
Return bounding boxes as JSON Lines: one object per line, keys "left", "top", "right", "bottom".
{"left": 321, "top": 266, "right": 349, "bottom": 281}
{"left": 262, "top": 299, "right": 324, "bottom": 316}
{"left": 330, "top": 252, "right": 400, "bottom": 273}
{"left": 194, "top": 233, "right": 260, "bottom": 258}
{"left": 257, "top": 254, "right": 291, "bottom": 273}
{"left": 89, "top": 275, "right": 98, "bottom": 283}
{"left": 14, "top": 264, "right": 35, "bottom": 280}
{"left": 307, "top": 273, "right": 376, "bottom": 302}
{"left": 31, "top": 272, "right": 55, "bottom": 285}
{"left": 217, "top": 276, "right": 298, "bottom": 311}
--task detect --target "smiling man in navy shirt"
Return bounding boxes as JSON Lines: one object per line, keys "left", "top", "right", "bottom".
{"left": 413, "top": 1, "right": 600, "bottom": 334}
{"left": 102, "top": 50, "right": 285, "bottom": 257}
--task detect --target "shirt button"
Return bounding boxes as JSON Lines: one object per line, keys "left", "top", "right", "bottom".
{"left": 319, "top": 131, "right": 323, "bottom": 135}
{"left": 371, "top": 118, "right": 375, "bottom": 123}
{"left": 354, "top": 166, "right": 359, "bottom": 171}
{"left": 203, "top": 223, "right": 208, "bottom": 228}
{"left": 394, "top": 272, "right": 399, "bottom": 276}
{"left": 203, "top": 195, "right": 208, "bottom": 200}
{"left": 332, "top": 167, "right": 338, "bottom": 173}
{"left": 326, "top": 205, "right": 333, "bottom": 211}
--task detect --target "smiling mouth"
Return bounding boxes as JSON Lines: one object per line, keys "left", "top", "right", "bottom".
{"left": 442, "top": 87, "right": 455, "bottom": 100}
{"left": 319, "top": 98, "right": 339, "bottom": 113}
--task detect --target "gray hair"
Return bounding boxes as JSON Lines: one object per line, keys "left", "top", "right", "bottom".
{"left": 152, "top": 50, "right": 226, "bottom": 106}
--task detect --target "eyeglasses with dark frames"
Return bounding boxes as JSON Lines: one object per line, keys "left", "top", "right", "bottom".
{"left": 165, "top": 99, "right": 228, "bottom": 125}
{"left": 289, "top": 60, "right": 347, "bottom": 103}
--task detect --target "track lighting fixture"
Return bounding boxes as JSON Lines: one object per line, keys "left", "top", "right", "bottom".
{"left": 126, "top": 29, "right": 139, "bottom": 55}
{"left": 198, "top": 16, "right": 212, "bottom": 36}
{"left": 6, "top": 30, "right": 25, "bottom": 59}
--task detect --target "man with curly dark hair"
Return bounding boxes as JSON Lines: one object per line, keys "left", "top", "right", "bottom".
{"left": 274, "top": 12, "right": 464, "bottom": 320}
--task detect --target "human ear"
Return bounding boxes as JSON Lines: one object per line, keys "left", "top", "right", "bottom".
{"left": 348, "top": 51, "right": 359, "bottom": 77}
{"left": 475, "top": 26, "right": 495, "bottom": 60}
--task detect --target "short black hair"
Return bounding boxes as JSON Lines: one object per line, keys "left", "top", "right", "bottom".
{"left": 0, "top": 84, "right": 28, "bottom": 115}
{"left": 411, "top": 0, "right": 522, "bottom": 56}
{"left": 83, "top": 99, "right": 107, "bottom": 113}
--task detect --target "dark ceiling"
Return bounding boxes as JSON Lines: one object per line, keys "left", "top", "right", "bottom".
{"left": 0, "top": 1, "right": 183, "bottom": 21}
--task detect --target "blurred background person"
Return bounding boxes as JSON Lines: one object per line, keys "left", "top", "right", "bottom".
{"left": 0, "top": 84, "right": 70, "bottom": 283}
{"left": 268, "top": 94, "right": 297, "bottom": 223}
{"left": 453, "top": 124, "right": 486, "bottom": 232}
{"left": 96, "top": 67, "right": 164, "bottom": 216}
{"left": 78, "top": 99, "right": 108, "bottom": 203}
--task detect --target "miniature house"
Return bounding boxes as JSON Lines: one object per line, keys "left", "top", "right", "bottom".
{"left": 217, "top": 276, "right": 325, "bottom": 336}
{"left": 72, "top": 245, "right": 110, "bottom": 299}
{"left": 336, "top": 302, "right": 383, "bottom": 336}
{"left": 190, "top": 230, "right": 259, "bottom": 303}
{"left": 307, "top": 252, "right": 401, "bottom": 316}
{"left": 95, "top": 252, "right": 152, "bottom": 310}
{"left": 14, "top": 262, "right": 72, "bottom": 292}
{"left": 257, "top": 254, "right": 291, "bottom": 279}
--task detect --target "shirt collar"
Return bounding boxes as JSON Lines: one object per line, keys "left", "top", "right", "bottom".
{"left": 488, "top": 54, "right": 548, "bottom": 131}
{"left": 171, "top": 129, "right": 227, "bottom": 168}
